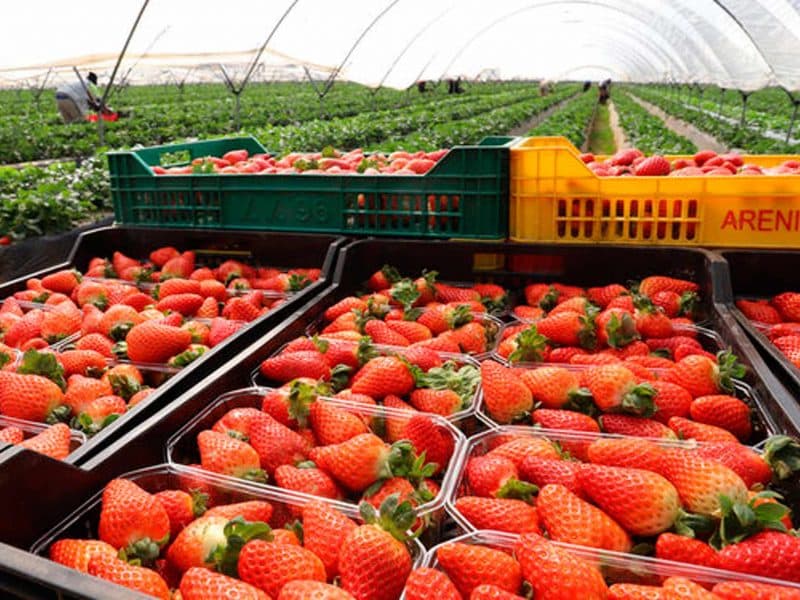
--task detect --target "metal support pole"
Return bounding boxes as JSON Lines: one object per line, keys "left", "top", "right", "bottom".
{"left": 739, "top": 91, "right": 749, "bottom": 128}
{"left": 719, "top": 88, "right": 725, "bottom": 117}
{"left": 787, "top": 101, "right": 800, "bottom": 144}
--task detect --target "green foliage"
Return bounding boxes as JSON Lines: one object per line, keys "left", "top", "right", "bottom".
{"left": 613, "top": 92, "right": 696, "bottom": 155}
{"left": 528, "top": 92, "right": 596, "bottom": 149}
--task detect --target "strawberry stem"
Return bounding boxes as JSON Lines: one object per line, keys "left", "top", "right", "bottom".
{"left": 763, "top": 435, "right": 800, "bottom": 480}
{"left": 620, "top": 382, "right": 657, "bottom": 417}
{"left": 496, "top": 478, "right": 538, "bottom": 502}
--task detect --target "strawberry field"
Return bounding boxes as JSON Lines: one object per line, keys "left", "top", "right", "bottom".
{"left": 5, "top": 3, "right": 800, "bottom": 597}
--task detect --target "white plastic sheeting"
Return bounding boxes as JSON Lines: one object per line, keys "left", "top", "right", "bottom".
{"left": 1, "top": 0, "right": 800, "bottom": 90}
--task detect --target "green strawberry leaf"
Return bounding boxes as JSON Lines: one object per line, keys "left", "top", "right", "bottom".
{"left": 287, "top": 379, "right": 318, "bottom": 428}
{"left": 508, "top": 324, "right": 548, "bottom": 364}
{"left": 763, "top": 435, "right": 800, "bottom": 480}
{"left": 716, "top": 350, "right": 746, "bottom": 393}
{"left": 18, "top": 349, "right": 66, "bottom": 391}
{"left": 211, "top": 517, "right": 272, "bottom": 578}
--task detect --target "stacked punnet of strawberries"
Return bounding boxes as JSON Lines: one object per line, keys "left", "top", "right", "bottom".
{"left": 449, "top": 429, "right": 800, "bottom": 586}
{"left": 176, "top": 382, "right": 459, "bottom": 519}
{"left": 737, "top": 292, "right": 800, "bottom": 369}
{"left": 0, "top": 421, "right": 75, "bottom": 461}
{"left": 318, "top": 265, "right": 507, "bottom": 355}
{"left": 581, "top": 148, "right": 800, "bottom": 177}
{"left": 46, "top": 473, "right": 418, "bottom": 599}
{"left": 404, "top": 532, "right": 800, "bottom": 599}
{"left": 152, "top": 146, "right": 449, "bottom": 175}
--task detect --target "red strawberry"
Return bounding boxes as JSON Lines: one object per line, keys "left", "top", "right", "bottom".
{"left": 17, "top": 423, "right": 69, "bottom": 459}
{"left": 0, "top": 426, "right": 23, "bottom": 445}
{"left": 204, "top": 501, "right": 273, "bottom": 522}
{"left": 196, "top": 296, "right": 219, "bottom": 319}
{"left": 154, "top": 489, "right": 206, "bottom": 538}
{"left": 583, "top": 364, "right": 656, "bottom": 416}
{"left": 772, "top": 293, "right": 800, "bottom": 322}
{"left": 648, "top": 380, "right": 693, "bottom": 423}
{"left": 156, "top": 293, "right": 204, "bottom": 316}
{"left": 162, "top": 252, "right": 195, "bottom": 279}
{"left": 274, "top": 464, "right": 341, "bottom": 500}
{"left": 717, "top": 531, "right": 800, "bottom": 583}
{"left": 208, "top": 318, "right": 244, "bottom": 346}
{"left": 774, "top": 335, "right": 800, "bottom": 367}
{"left": 470, "top": 585, "right": 526, "bottom": 599}
{"left": 302, "top": 499, "right": 357, "bottom": 579}
{"left": 41, "top": 270, "right": 82, "bottom": 295}
{"left": 488, "top": 436, "right": 561, "bottom": 467}
{"left": 466, "top": 455, "right": 536, "bottom": 500}
{"left": 279, "top": 581, "right": 356, "bottom": 599}
{"left": 599, "top": 414, "right": 676, "bottom": 438}
{"left": 404, "top": 567, "right": 461, "bottom": 600}
{"left": 166, "top": 514, "right": 230, "bottom": 572}
{"left": 197, "top": 430, "right": 265, "bottom": 481}
{"left": 364, "top": 319, "right": 410, "bottom": 346}
{"left": 587, "top": 284, "right": 628, "bottom": 308}
{"left": 238, "top": 539, "right": 326, "bottom": 598}
{"left": 49, "top": 539, "right": 117, "bottom": 573}
{"left": 531, "top": 408, "right": 600, "bottom": 432}
{"left": 98, "top": 478, "right": 170, "bottom": 561}
{"left": 519, "top": 457, "right": 584, "bottom": 497}
{"left": 712, "top": 581, "right": 800, "bottom": 599}
{"left": 519, "top": 366, "right": 594, "bottom": 412}
{"left": 595, "top": 308, "right": 638, "bottom": 349}
{"left": 655, "top": 532, "right": 720, "bottom": 569}
{"left": 537, "top": 483, "right": 632, "bottom": 552}
{"left": 40, "top": 302, "right": 82, "bottom": 343}
{"left": 125, "top": 321, "right": 192, "bottom": 363}
{"left": 149, "top": 246, "right": 179, "bottom": 267}
{"left": 668, "top": 416, "right": 738, "bottom": 443}
{"left": 64, "top": 374, "right": 113, "bottom": 415}
{"left": 75, "top": 395, "right": 127, "bottom": 434}
{"left": 248, "top": 415, "right": 308, "bottom": 475}
{"left": 695, "top": 442, "right": 773, "bottom": 489}
{"left": 454, "top": 496, "right": 540, "bottom": 534}
{"left": 87, "top": 554, "right": 169, "bottom": 599}
{"left": 0, "top": 369, "right": 66, "bottom": 422}
{"left": 634, "top": 156, "right": 671, "bottom": 176}
{"left": 662, "top": 577, "right": 718, "bottom": 598}
{"left": 403, "top": 414, "right": 454, "bottom": 475}
{"left": 514, "top": 533, "right": 608, "bottom": 600}
{"left": 436, "top": 542, "right": 522, "bottom": 597}
{"left": 310, "top": 399, "right": 369, "bottom": 445}
{"left": 351, "top": 356, "right": 414, "bottom": 399}
{"left": 325, "top": 296, "right": 368, "bottom": 322}
{"left": 179, "top": 567, "right": 269, "bottom": 600}
{"left": 260, "top": 351, "right": 331, "bottom": 383}
{"left": 736, "top": 299, "right": 782, "bottom": 324}
{"left": 338, "top": 497, "right": 413, "bottom": 600}
{"left": 481, "top": 360, "right": 533, "bottom": 424}
{"left": 537, "top": 311, "right": 596, "bottom": 349}
{"left": 56, "top": 349, "right": 107, "bottom": 377}
{"left": 663, "top": 351, "right": 744, "bottom": 397}
{"left": 638, "top": 277, "right": 699, "bottom": 298}
{"left": 689, "top": 395, "right": 752, "bottom": 441}
{"left": 75, "top": 333, "right": 114, "bottom": 357}
{"left": 409, "top": 388, "right": 462, "bottom": 415}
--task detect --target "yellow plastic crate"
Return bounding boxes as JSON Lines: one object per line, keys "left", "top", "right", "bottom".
{"left": 510, "top": 136, "right": 800, "bottom": 248}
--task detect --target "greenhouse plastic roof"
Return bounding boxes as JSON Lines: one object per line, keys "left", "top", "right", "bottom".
{"left": 3, "top": 0, "right": 800, "bottom": 91}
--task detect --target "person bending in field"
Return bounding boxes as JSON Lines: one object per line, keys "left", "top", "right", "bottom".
{"left": 55, "top": 72, "right": 102, "bottom": 124}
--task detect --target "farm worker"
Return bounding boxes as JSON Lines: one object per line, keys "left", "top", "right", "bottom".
{"left": 55, "top": 72, "right": 102, "bottom": 124}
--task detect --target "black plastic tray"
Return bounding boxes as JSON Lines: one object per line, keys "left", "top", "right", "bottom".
{"left": 0, "top": 227, "right": 343, "bottom": 464}
{"left": 717, "top": 249, "right": 800, "bottom": 407}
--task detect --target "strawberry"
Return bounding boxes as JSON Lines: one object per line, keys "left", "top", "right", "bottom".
{"left": 587, "top": 437, "right": 666, "bottom": 472}
{"left": 195, "top": 296, "right": 219, "bottom": 319}
{"left": 75, "top": 333, "right": 114, "bottom": 357}
{"left": 454, "top": 496, "right": 540, "bottom": 534}
{"left": 404, "top": 568, "right": 461, "bottom": 600}
{"left": 279, "top": 581, "right": 356, "bottom": 599}
{"left": 583, "top": 364, "right": 656, "bottom": 416}
{"left": 656, "top": 447, "right": 748, "bottom": 516}
{"left": 154, "top": 490, "right": 206, "bottom": 538}
{"left": 774, "top": 335, "right": 800, "bottom": 367}
{"left": 157, "top": 278, "right": 201, "bottom": 298}
{"left": 274, "top": 464, "right": 341, "bottom": 500}
{"left": 0, "top": 368, "right": 66, "bottom": 423}
{"left": 772, "top": 292, "right": 800, "bottom": 322}
{"left": 596, "top": 308, "right": 638, "bottom": 349}
{"left": 325, "top": 296, "right": 368, "bottom": 322}
{"left": 736, "top": 299, "right": 782, "bottom": 324}
{"left": 519, "top": 457, "right": 584, "bottom": 497}
{"left": 301, "top": 499, "right": 357, "bottom": 579}
{"left": 309, "top": 433, "right": 415, "bottom": 492}
{"left": 537, "top": 311, "right": 596, "bottom": 349}
{"left": 199, "top": 279, "right": 227, "bottom": 301}
{"left": 607, "top": 584, "right": 665, "bottom": 599}
{"left": 537, "top": 483, "right": 632, "bottom": 551}
{"left": 668, "top": 416, "right": 738, "bottom": 443}
{"left": 363, "top": 477, "right": 417, "bottom": 509}
{"left": 74, "top": 395, "right": 127, "bottom": 434}
{"left": 437, "top": 542, "right": 522, "bottom": 597}
{"left": 466, "top": 455, "right": 536, "bottom": 500}
{"left": 500, "top": 324, "right": 548, "bottom": 363}
{"left": 87, "top": 554, "right": 169, "bottom": 599}
{"left": 638, "top": 277, "right": 699, "bottom": 298}
{"left": 512, "top": 305, "right": 544, "bottom": 322}
{"left": 0, "top": 426, "right": 23, "bottom": 445}
{"left": 364, "top": 319, "right": 410, "bottom": 346}
{"left": 3, "top": 309, "right": 44, "bottom": 348}
{"left": 481, "top": 360, "right": 533, "bottom": 424}
{"left": 204, "top": 501, "right": 273, "bottom": 522}
{"left": 695, "top": 442, "right": 773, "bottom": 489}
{"left": 409, "top": 388, "right": 461, "bottom": 415}
{"left": 156, "top": 293, "right": 204, "bottom": 316}
{"left": 40, "top": 301, "right": 82, "bottom": 343}
{"left": 148, "top": 246, "right": 179, "bottom": 267}
{"left": 403, "top": 414, "right": 454, "bottom": 475}
{"left": 531, "top": 408, "right": 600, "bottom": 458}
{"left": 41, "top": 270, "right": 81, "bottom": 295}
{"left": 248, "top": 415, "right": 309, "bottom": 475}
{"left": 351, "top": 356, "right": 414, "bottom": 399}
{"left": 197, "top": 430, "right": 265, "bottom": 481}
{"left": 662, "top": 577, "right": 718, "bottom": 599}
{"left": 689, "top": 395, "right": 752, "bottom": 441}
{"left": 717, "top": 531, "right": 800, "bottom": 583}
{"left": 712, "top": 581, "right": 800, "bottom": 599}
{"left": 19, "top": 423, "right": 72, "bottom": 459}
{"left": 652, "top": 290, "right": 697, "bottom": 319}
{"left": 57, "top": 349, "right": 107, "bottom": 377}
{"left": 514, "top": 533, "right": 608, "bottom": 600}
{"left": 655, "top": 532, "right": 720, "bottom": 569}
{"left": 578, "top": 463, "right": 685, "bottom": 536}
{"left": 162, "top": 252, "right": 195, "bottom": 280}
{"left": 125, "top": 320, "right": 192, "bottom": 363}
{"left": 634, "top": 155, "right": 671, "bottom": 176}
{"left": 238, "top": 538, "right": 326, "bottom": 598}
{"left": 634, "top": 303, "right": 674, "bottom": 339}
{"left": 338, "top": 496, "right": 414, "bottom": 600}
{"left": 548, "top": 296, "right": 594, "bottom": 316}
{"left": 166, "top": 515, "right": 230, "bottom": 572}
{"left": 448, "top": 321, "right": 487, "bottom": 354}
{"left": 649, "top": 380, "right": 693, "bottom": 423}
{"left": 470, "top": 585, "right": 526, "bottom": 599}
{"left": 309, "top": 399, "right": 367, "bottom": 445}
{"left": 488, "top": 436, "right": 561, "bottom": 467}
{"left": 49, "top": 539, "right": 117, "bottom": 573}
{"left": 64, "top": 374, "right": 113, "bottom": 415}
{"left": 436, "top": 283, "right": 480, "bottom": 304}
{"left": 587, "top": 284, "right": 628, "bottom": 308}
{"left": 259, "top": 351, "right": 331, "bottom": 383}
{"left": 179, "top": 567, "right": 269, "bottom": 600}
{"left": 599, "top": 414, "right": 676, "bottom": 438}
{"left": 98, "top": 478, "right": 170, "bottom": 563}
{"left": 769, "top": 323, "right": 800, "bottom": 340}
{"left": 519, "top": 366, "right": 594, "bottom": 412}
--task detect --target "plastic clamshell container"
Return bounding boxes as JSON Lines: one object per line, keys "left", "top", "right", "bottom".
{"left": 108, "top": 135, "right": 515, "bottom": 240}
{"left": 509, "top": 136, "right": 800, "bottom": 247}
{"left": 30, "top": 464, "right": 425, "bottom": 594}
{"left": 165, "top": 387, "right": 467, "bottom": 521}
{"left": 0, "top": 415, "right": 87, "bottom": 458}
{"left": 475, "top": 359, "right": 774, "bottom": 445}
{"left": 251, "top": 341, "right": 483, "bottom": 425}
{"left": 410, "top": 530, "right": 800, "bottom": 596}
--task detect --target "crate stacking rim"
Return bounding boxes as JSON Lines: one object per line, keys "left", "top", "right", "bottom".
{"left": 509, "top": 136, "right": 800, "bottom": 248}
{"left": 108, "top": 136, "right": 514, "bottom": 240}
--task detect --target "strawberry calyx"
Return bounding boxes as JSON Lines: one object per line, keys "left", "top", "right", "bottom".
{"left": 565, "top": 387, "right": 597, "bottom": 415}
{"left": 190, "top": 490, "right": 209, "bottom": 518}
{"left": 578, "top": 311, "right": 599, "bottom": 351}
{"left": 31, "top": 291, "right": 51, "bottom": 304}
{"left": 353, "top": 309, "right": 375, "bottom": 334}
{"left": 711, "top": 491, "right": 790, "bottom": 549}
{"left": 108, "top": 373, "right": 141, "bottom": 400}
{"left": 620, "top": 382, "right": 657, "bottom": 417}
{"left": 538, "top": 286, "right": 560, "bottom": 312}
{"left": 763, "top": 435, "right": 800, "bottom": 480}
{"left": 716, "top": 350, "right": 746, "bottom": 394}
{"left": 103, "top": 263, "right": 118, "bottom": 279}
{"left": 112, "top": 341, "right": 128, "bottom": 360}
{"left": 508, "top": 325, "right": 548, "bottom": 364}
{"left": 286, "top": 379, "right": 318, "bottom": 428}
{"left": 287, "top": 273, "right": 310, "bottom": 292}
{"left": 72, "top": 411, "right": 121, "bottom": 435}
{"left": 445, "top": 304, "right": 473, "bottom": 330}
{"left": 355, "top": 336, "right": 378, "bottom": 366}
{"left": 416, "top": 360, "right": 480, "bottom": 405}
{"left": 45, "top": 404, "right": 72, "bottom": 425}
{"left": 359, "top": 494, "right": 416, "bottom": 542}
{"left": 390, "top": 279, "right": 421, "bottom": 314}
{"left": 603, "top": 311, "right": 639, "bottom": 349}
{"left": 379, "top": 265, "right": 402, "bottom": 286}
{"left": 18, "top": 349, "right": 67, "bottom": 391}
{"left": 168, "top": 344, "right": 207, "bottom": 368}
{"left": 672, "top": 509, "right": 716, "bottom": 538}
{"left": 119, "top": 533, "right": 169, "bottom": 568}
{"left": 210, "top": 516, "right": 273, "bottom": 578}
{"left": 679, "top": 291, "right": 698, "bottom": 318}
{"left": 482, "top": 292, "right": 509, "bottom": 315}
{"left": 329, "top": 363, "right": 353, "bottom": 392}
{"left": 495, "top": 478, "right": 538, "bottom": 502}
{"left": 0, "top": 351, "right": 10, "bottom": 369}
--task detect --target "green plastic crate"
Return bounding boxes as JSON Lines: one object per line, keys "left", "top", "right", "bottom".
{"left": 108, "top": 136, "right": 513, "bottom": 239}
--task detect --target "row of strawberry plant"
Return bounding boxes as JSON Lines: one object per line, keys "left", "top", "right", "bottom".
{"left": 526, "top": 91, "right": 597, "bottom": 149}
{"left": 614, "top": 92, "right": 696, "bottom": 155}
